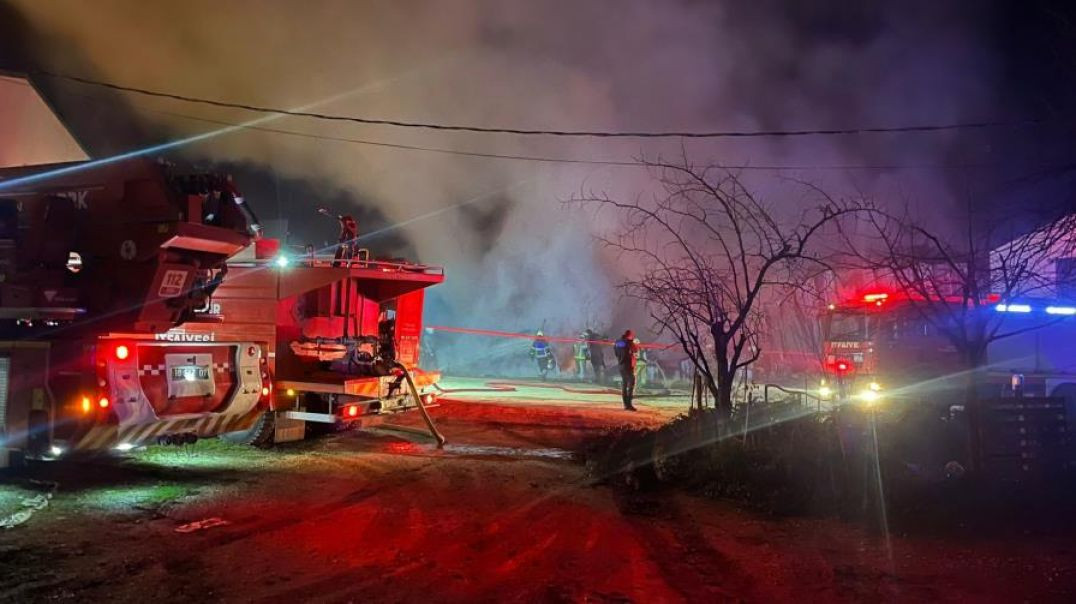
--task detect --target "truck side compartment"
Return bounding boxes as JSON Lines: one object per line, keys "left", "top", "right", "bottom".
{"left": 174, "top": 246, "right": 445, "bottom": 444}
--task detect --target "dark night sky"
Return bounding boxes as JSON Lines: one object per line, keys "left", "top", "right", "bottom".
{"left": 0, "top": 2, "right": 410, "bottom": 253}
{"left": 3, "top": 0, "right": 1076, "bottom": 339}
{"left": 2, "top": 1, "right": 1074, "bottom": 219}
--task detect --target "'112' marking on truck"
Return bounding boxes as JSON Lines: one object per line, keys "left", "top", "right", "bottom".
{"left": 158, "top": 270, "right": 188, "bottom": 298}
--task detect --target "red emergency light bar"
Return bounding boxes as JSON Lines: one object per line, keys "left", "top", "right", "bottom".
{"left": 830, "top": 290, "right": 1003, "bottom": 310}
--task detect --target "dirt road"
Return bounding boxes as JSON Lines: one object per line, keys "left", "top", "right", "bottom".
{"left": 1, "top": 389, "right": 1074, "bottom": 602}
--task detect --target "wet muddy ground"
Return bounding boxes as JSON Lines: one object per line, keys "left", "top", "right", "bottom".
{"left": 1, "top": 389, "right": 1074, "bottom": 602}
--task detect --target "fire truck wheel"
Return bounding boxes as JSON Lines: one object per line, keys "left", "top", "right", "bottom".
{"left": 220, "top": 411, "right": 275, "bottom": 448}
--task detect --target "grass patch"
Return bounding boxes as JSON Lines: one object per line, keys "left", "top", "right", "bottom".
{"left": 75, "top": 483, "right": 196, "bottom": 511}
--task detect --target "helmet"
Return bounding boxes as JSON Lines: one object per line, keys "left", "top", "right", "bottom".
{"left": 579, "top": 331, "right": 588, "bottom": 339}
{"left": 633, "top": 338, "right": 641, "bottom": 344}
{"left": 624, "top": 329, "right": 634, "bottom": 340}
{"left": 536, "top": 330, "right": 544, "bottom": 337}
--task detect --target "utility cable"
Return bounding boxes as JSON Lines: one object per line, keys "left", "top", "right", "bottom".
{"left": 152, "top": 108, "right": 997, "bottom": 171}
{"left": 38, "top": 70, "right": 1049, "bottom": 140}
{"left": 6, "top": 78, "right": 1002, "bottom": 173}
{"left": 5, "top": 76, "right": 1060, "bottom": 173}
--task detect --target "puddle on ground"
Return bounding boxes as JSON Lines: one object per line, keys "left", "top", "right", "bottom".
{"left": 439, "top": 444, "right": 574, "bottom": 461}
{"left": 363, "top": 428, "right": 574, "bottom": 460}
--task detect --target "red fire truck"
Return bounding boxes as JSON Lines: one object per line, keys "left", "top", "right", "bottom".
{"left": 820, "top": 290, "right": 1076, "bottom": 405}
{"left": 150, "top": 241, "right": 446, "bottom": 447}
{"left": 821, "top": 290, "right": 1076, "bottom": 475}
{"left": 0, "top": 158, "right": 265, "bottom": 466}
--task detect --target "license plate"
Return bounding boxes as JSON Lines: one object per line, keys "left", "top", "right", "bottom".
{"left": 171, "top": 366, "right": 210, "bottom": 381}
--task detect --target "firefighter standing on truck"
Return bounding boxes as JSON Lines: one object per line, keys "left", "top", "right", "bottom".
{"left": 319, "top": 207, "right": 359, "bottom": 267}
{"left": 614, "top": 330, "right": 639, "bottom": 411}
{"left": 530, "top": 331, "right": 554, "bottom": 380}
{"left": 573, "top": 332, "right": 590, "bottom": 380}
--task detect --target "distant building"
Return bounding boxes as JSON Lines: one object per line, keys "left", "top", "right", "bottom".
{"left": 990, "top": 214, "right": 1076, "bottom": 299}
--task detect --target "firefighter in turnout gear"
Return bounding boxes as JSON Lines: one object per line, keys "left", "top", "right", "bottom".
{"left": 614, "top": 330, "right": 640, "bottom": 411}
{"left": 586, "top": 328, "right": 607, "bottom": 385}
{"left": 634, "top": 339, "right": 649, "bottom": 388}
{"left": 319, "top": 207, "right": 359, "bottom": 267}
{"left": 530, "top": 331, "right": 554, "bottom": 380}
{"left": 573, "top": 332, "right": 591, "bottom": 379}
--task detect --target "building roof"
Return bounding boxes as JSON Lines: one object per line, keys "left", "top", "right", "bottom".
{"left": 0, "top": 71, "right": 89, "bottom": 168}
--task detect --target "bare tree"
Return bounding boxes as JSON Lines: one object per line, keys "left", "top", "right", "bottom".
{"left": 757, "top": 275, "right": 835, "bottom": 387}
{"left": 575, "top": 158, "right": 860, "bottom": 421}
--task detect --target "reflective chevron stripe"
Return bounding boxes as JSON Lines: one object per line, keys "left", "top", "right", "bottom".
{"left": 69, "top": 408, "right": 264, "bottom": 451}
{"left": 71, "top": 425, "right": 119, "bottom": 451}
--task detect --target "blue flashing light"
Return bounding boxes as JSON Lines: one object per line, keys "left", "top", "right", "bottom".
{"left": 996, "top": 303, "right": 1032, "bottom": 313}
{"left": 1046, "top": 306, "right": 1076, "bottom": 315}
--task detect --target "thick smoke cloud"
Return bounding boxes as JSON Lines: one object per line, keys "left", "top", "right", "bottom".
{"left": 12, "top": 0, "right": 1008, "bottom": 373}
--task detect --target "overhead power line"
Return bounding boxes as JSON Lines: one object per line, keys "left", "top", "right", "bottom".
{"left": 39, "top": 71, "right": 1049, "bottom": 140}
{"left": 4, "top": 78, "right": 998, "bottom": 172}
{"left": 0, "top": 76, "right": 1052, "bottom": 173}
{"left": 155, "top": 107, "right": 996, "bottom": 171}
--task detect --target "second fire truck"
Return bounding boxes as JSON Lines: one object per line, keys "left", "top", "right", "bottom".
{"left": 820, "top": 290, "right": 1076, "bottom": 411}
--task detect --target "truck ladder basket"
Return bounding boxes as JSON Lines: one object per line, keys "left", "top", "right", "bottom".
{"left": 394, "top": 362, "right": 446, "bottom": 448}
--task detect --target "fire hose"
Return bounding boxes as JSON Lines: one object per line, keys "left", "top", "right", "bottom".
{"left": 433, "top": 380, "right": 672, "bottom": 398}
{"left": 0, "top": 479, "right": 58, "bottom": 530}
{"left": 393, "top": 361, "right": 446, "bottom": 449}
{"left": 432, "top": 382, "right": 518, "bottom": 394}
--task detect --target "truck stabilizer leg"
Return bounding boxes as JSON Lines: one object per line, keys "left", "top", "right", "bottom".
{"left": 393, "top": 362, "right": 446, "bottom": 448}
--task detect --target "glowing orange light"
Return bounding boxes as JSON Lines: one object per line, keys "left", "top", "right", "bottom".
{"left": 98, "top": 397, "right": 110, "bottom": 409}
{"left": 81, "top": 396, "right": 91, "bottom": 413}
{"left": 347, "top": 405, "right": 359, "bottom": 417}
{"left": 115, "top": 345, "right": 130, "bottom": 360}
{"left": 261, "top": 386, "right": 270, "bottom": 397}
{"left": 863, "top": 293, "right": 889, "bottom": 303}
